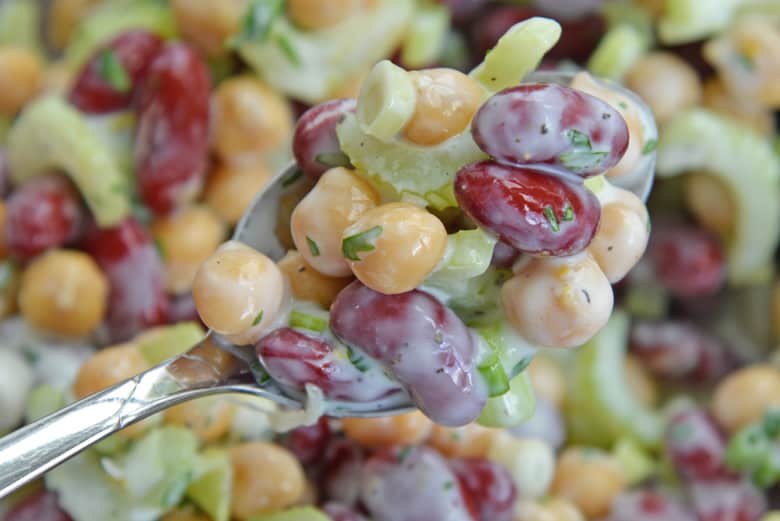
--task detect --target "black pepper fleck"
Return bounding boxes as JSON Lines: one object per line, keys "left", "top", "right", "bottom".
{"left": 582, "top": 289, "right": 591, "bottom": 304}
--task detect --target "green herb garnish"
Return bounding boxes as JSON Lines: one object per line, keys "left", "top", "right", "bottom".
{"left": 228, "top": 0, "right": 284, "bottom": 48}
{"left": 478, "top": 355, "right": 510, "bottom": 398}
{"left": 275, "top": 34, "right": 301, "bottom": 66}
{"left": 562, "top": 203, "right": 574, "bottom": 222}
{"left": 252, "top": 310, "right": 264, "bottom": 326}
{"left": 153, "top": 238, "right": 166, "bottom": 259}
{"left": 306, "top": 236, "right": 320, "bottom": 257}
{"left": 346, "top": 345, "right": 369, "bottom": 372}
{"left": 559, "top": 129, "right": 608, "bottom": 173}
{"left": 509, "top": 356, "right": 533, "bottom": 379}
{"left": 342, "top": 225, "right": 383, "bottom": 261}
{"left": 543, "top": 205, "right": 560, "bottom": 232}
{"left": 289, "top": 310, "right": 328, "bottom": 333}
{"left": 397, "top": 445, "right": 413, "bottom": 463}
{"left": 98, "top": 49, "right": 131, "bottom": 93}
{"left": 642, "top": 139, "right": 658, "bottom": 155}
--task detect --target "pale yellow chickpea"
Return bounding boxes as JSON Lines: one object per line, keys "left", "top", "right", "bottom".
{"left": 287, "top": 0, "right": 368, "bottom": 30}
{"left": 403, "top": 68, "right": 485, "bottom": 146}
{"left": 712, "top": 364, "right": 780, "bottom": 434}
{"left": 341, "top": 411, "right": 433, "bottom": 449}
{"left": 161, "top": 506, "right": 212, "bottom": 521}
{"left": 514, "top": 498, "right": 586, "bottom": 521}
{"left": 290, "top": 167, "right": 379, "bottom": 277}
{"left": 19, "top": 250, "right": 109, "bottom": 337}
{"left": 427, "top": 423, "right": 497, "bottom": 458}
{"left": 685, "top": 172, "right": 735, "bottom": 238}
{"left": 328, "top": 65, "right": 371, "bottom": 100}
{"left": 229, "top": 442, "right": 306, "bottom": 520}
{"left": 172, "top": 0, "right": 247, "bottom": 57}
{"left": 625, "top": 52, "right": 702, "bottom": 124}
{"left": 164, "top": 396, "right": 235, "bottom": 443}
{"left": 587, "top": 200, "right": 649, "bottom": 284}
{"left": 342, "top": 202, "right": 447, "bottom": 294}
{"left": 550, "top": 447, "right": 627, "bottom": 519}
{"left": 527, "top": 354, "right": 567, "bottom": 407}
{"left": 295, "top": 478, "right": 319, "bottom": 507}
{"left": 624, "top": 354, "right": 658, "bottom": 407}
{"left": 192, "top": 240, "right": 285, "bottom": 344}
{"left": 213, "top": 76, "right": 294, "bottom": 164}
{"left": 702, "top": 77, "right": 775, "bottom": 136}
{"left": 204, "top": 162, "right": 272, "bottom": 225}
{"left": 151, "top": 206, "right": 227, "bottom": 295}
{"left": 47, "top": 0, "right": 102, "bottom": 50}
{"left": 503, "top": 253, "right": 614, "bottom": 349}
{"left": 0, "top": 47, "right": 43, "bottom": 116}
{"left": 277, "top": 250, "right": 353, "bottom": 308}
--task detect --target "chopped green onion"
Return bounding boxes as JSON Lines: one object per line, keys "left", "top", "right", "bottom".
{"left": 642, "top": 139, "right": 658, "bottom": 155}
{"left": 98, "top": 49, "right": 131, "bottom": 93}
{"left": 397, "top": 445, "right": 413, "bottom": 462}
{"left": 562, "top": 203, "right": 574, "bottom": 222}
{"left": 346, "top": 345, "right": 369, "bottom": 372}
{"left": 478, "top": 355, "right": 510, "bottom": 398}
{"left": 275, "top": 34, "right": 300, "bottom": 66}
{"left": 342, "top": 225, "right": 383, "bottom": 261}
{"left": 559, "top": 129, "right": 608, "bottom": 173}
{"left": 543, "top": 205, "right": 560, "bottom": 232}
{"left": 228, "top": 0, "right": 284, "bottom": 49}
{"left": 289, "top": 310, "right": 327, "bottom": 333}
{"left": 509, "top": 356, "right": 533, "bottom": 379}
{"left": 306, "top": 236, "right": 320, "bottom": 257}
{"left": 252, "top": 310, "right": 264, "bottom": 326}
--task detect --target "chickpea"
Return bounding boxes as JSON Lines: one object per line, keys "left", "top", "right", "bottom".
{"left": 0, "top": 47, "right": 43, "bottom": 116}
{"left": 625, "top": 52, "right": 702, "bottom": 124}
{"left": 712, "top": 364, "right": 780, "bottom": 433}
{"left": 341, "top": 411, "right": 433, "bottom": 449}
{"left": 685, "top": 172, "right": 735, "bottom": 238}
{"left": 287, "top": 0, "right": 368, "bottom": 31}
{"left": 702, "top": 77, "right": 774, "bottom": 136}
{"left": 514, "top": 498, "right": 585, "bottom": 521}
{"left": 47, "top": 0, "right": 101, "bottom": 50}
{"left": 295, "top": 478, "right": 319, "bottom": 507}
{"left": 277, "top": 250, "right": 352, "bottom": 308}
{"left": 587, "top": 200, "right": 649, "bottom": 284}
{"left": 164, "top": 396, "right": 235, "bottom": 443}
{"left": 488, "top": 433, "right": 556, "bottom": 498}
{"left": 162, "top": 506, "right": 211, "bottom": 521}
{"left": 151, "top": 206, "right": 226, "bottom": 295}
{"left": 19, "top": 250, "right": 109, "bottom": 337}
{"left": 229, "top": 442, "right": 306, "bottom": 520}
{"left": 403, "top": 68, "right": 484, "bottom": 146}
{"left": 213, "top": 76, "right": 294, "bottom": 164}
{"left": 192, "top": 241, "right": 285, "bottom": 344}
{"left": 172, "top": 0, "right": 247, "bottom": 57}
{"left": 342, "top": 202, "right": 447, "bottom": 294}
{"left": 290, "top": 167, "right": 379, "bottom": 277}
{"left": 624, "top": 354, "right": 658, "bottom": 407}
{"left": 204, "top": 162, "right": 272, "bottom": 225}
{"left": 527, "top": 354, "right": 567, "bottom": 407}
{"left": 503, "top": 253, "right": 614, "bottom": 349}
{"left": 427, "top": 423, "right": 497, "bottom": 458}
{"left": 550, "top": 447, "right": 626, "bottom": 519}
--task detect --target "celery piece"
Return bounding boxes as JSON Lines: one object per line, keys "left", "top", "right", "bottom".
{"left": 136, "top": 322, "right": 206, "bottom": 365}
{"left": 289, "top": 310, "right": 328, "bottom": 333}
{"left": 587, "top": 24, "right": 648, "bottom": 80}
{"left": 612, "top": 437, "right": 657, "bottom": 485}
{"left": 250, "top": 507, "right": 330, "bottom": 521}
{"left": 602, "top": 1, "right": 654, "bottom": 43}
{"left": 477, "top": 371, "right": 535, "bottom": 428}
{"left": 187, "top": 449, "right": 232, "bottom": 521}
{"left": 357, "top": 60, "right": 416, "bottom": 141}
{"left": 0, "top": 0, "right": 44, "bottom": 54}
{"left": 7, "top": 96, "right": 132, "bottom": 227}
{"left": 401, "top": 3, "right": 451, "bottom": 69}
{"left": 478, "top": 354, "right": 510, "bottom": 398}
{"left": 658, "top": 0, "right": 742, "bottom": 45}
{"left": 427, "top": 228, "right": 497, "bottom": 286}
{"left": 24, "top": 385, "right": 65, "bottom": 422}
{"left": 470, "top": 17, "right": 561, "bottom": 93}
{"left": 657, "top": 109, "right": 780, "bottom": 285}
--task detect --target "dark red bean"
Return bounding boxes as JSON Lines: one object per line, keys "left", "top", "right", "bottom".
{"left": 134, "top": 43, "right": 211, "bottom": 215}
{"left": 490, "top": 240, "right": 521, "bottom": 269}
{"left": 282, "top": 417, "right": 331, "bottom": 466}
{"left": 330, "top": 281, "right": 487, "bottom": 426}
{"left": 3, "top": 490, "right": 72, "bottom": 521}
{"left": 470, "top": 6, "right": 538, "bottom": 59}
{"left": 256, "top": 327, "right": 405, "bottom": 402}
{"left": 665, "top": 408, "right": 731, "bottom": 481}
{"left": 688, "top": 478, "right": 767, "bottom": 521}
{"left": 69, "top": 30, "right": 164, "bottom": 114}
{"left": 166, "top": 292, "right": 202, "bottom": 326}
{"left": 292, "top": 98, "right": 356, "bottom": 180}
{"left": 81, "top": 217, "right": 168, "bottom": 341}
{"left": 630, "top": 320, "right": 734, "bottom": 383}
{"left": 449, "top": 458, "right": 517, "bottom": 521}
{"left": 455, "top": 161, "right": 601, "bottom": 256}
{"left": 322, "top": 502, "right": 369, "bottom": 521}
{"left": 361, "top": 446, "right": 476, "bottom": 521}
{"left": 437, "top": 0, "right": 488, "bottom": 24}
{"left": 649, "top": 224, "right": 726, "bottom": 298}
{"left": 606, "top": 489, "right": 696, "bottom": 521}
{"left": 472, "top": 84, "right": 629, "bottom": 177}
{"left": 320, "top": 437, "right": 365, "bottom": 506}
{"left": 5, "top": 175, "right": 83, "bottom": 260}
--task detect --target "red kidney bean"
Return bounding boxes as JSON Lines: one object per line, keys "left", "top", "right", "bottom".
{"left": 134, "top": 43, "right": 211, "bottom": 215}
{"left": 5, "top": 175, "right": 83, "bottom": 260}
{"left": 606, "top": 489, "right": 696, "bottom": 521}
{"left": 688, "top": 478, "right": 767, "bottom": 521}
{"left": 3, "top": 490, "right": 73, "bottom": 521}
{"left": 320, "top": 437, "right": 365, "bottom": 506}
{"left": 449, "top": 458, "right": 517, "bottom": 521}
{"left": 292, "top": 98, "right": 356, "bottom": 180}
{"left": 630, "top": 320, "right": 734, "bottom": 383}
{"left": 256, "top": 327, "right": 405, "bottom": 403}
{"left": 437, "top": 0, "right": 488, "bottom": 25}
{"left": 490, "top": 240, "right": 521, "bottom": 269}
{"left": 281, "top": 416, "right": 331, "bottom": 466}
{"left": 666, "top": 408, "right": 732, "bottom": 481}
{"left": 361, "top": 446, "right": 477, "bottom": 521}
{"left": 322, "top": 502, "right": 369, "bottom": 521}
{"left": 470, "top": 6, "right": 539, "bottom": 59}
{"left": 472, "top": 84, "right": 629, "bottom": 177}
{"left": 80, "top": 217, "right": 168, "bottom": 341}
{"left": 455, "top": 161, "right": 601, "bottom": 256}
{"left": 166, "top": 292, "right": 202, "bottom": 326}
{"left": 69, "top": 30, "right": 165, "bottom": 114}
{"left": 330, "top": 281, "right": 487, "bottom": 426}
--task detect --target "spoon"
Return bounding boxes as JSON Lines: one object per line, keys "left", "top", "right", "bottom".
{"left": 0, "top": 72, "right": 656, "bottom": 499}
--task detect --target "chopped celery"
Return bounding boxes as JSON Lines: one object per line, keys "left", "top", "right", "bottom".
{"left": 474, "top": 319, "right": 538, "bottom": 377}
{"left": 136, "top": 322, "right": 206, "bottom": 365}
{"left": 602, "top": 1, "right": 654, "bottom": 43}
{"left": 587, "top": 24, "right": 648, "bottom": 80}
{"left": 478, "top": 355, "right": 510, "bottom": 398}
{"left": 565, "top": 310, "right": 663, "bottom": 448}
{"left": 612, "top": 437, "right": 657, "bottom": 485}
{"left": 0, "top": 349, "right": 33, "bottom": 433}
{"left": 0, "top": 0, "right": 44, "bottom": 54}
{"left": 7, "top": 96, "right": 132, "bottom": 227}
{"left": 470, "top": 17, "right": 561, "bottom": 93}
{"left": 65, "top": 0, "right": 177, "bottom": 67}
{"left": 657, "top": 109, "right": 780, "bottom": 285}
{"left": 426, "top": 228, "right": 497, "bottom": 287}
{"left": 477, "top": 371, "right": 535, "bottom": 428}
{"left": 187, "top": 449, "right": 232, "bottom": 521}
{"left": 24, "top": 385, "right": 65, "bottom": 422}
{"left": 83, "top": 111, "right": 137, "bottom": 187}
{"left": 289, "top": 310, "right": 328, "bottom": 333}
{"left": 238, "top": 0, "right": 414, "bottom": 103}
{"left": 658, "top": 0, "right": 743, "bottom": 44}
{"left": 250, "top": 507, "right": 331, "bottom": 521}
{"left": 357, "top": 60, "right": 416, "bottom": 141}
{"left": 337, "top": 113, "right": 486, "bottom": 209}
{"left": 401, "top": 3, "right": 451, "bottom": 69}
{"left": 428, "top": 267, "right": 512, "bottom": 326}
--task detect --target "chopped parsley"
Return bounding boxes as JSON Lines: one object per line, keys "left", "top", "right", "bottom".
{"left": 275, "top": 34, "right": 301, "bottom": 66}
{"left": 509, "top": 356, "right": 534, "bottom": 379}
{"left": 642, "top": 138, "right": 658, "bottom": 155}
{"left": 252, "top": 310, "right": 264, "bottom": 326}
{"left": 306, "top": 236, "right": 320, "bottom": 257}
{"left": 228, "top": 0, "right": 284, "bottom": 48}
{"left": 153, "top": 238, "right": 166, "bottom": 259}
{"left": 347, "top": 345, "right": 369, "bottom": 372}
{"left": 562, "top": 203, "right": 574, "bottom": 222}
{"left": 543, "top": 205, "right": 560, "bottom": 232}
{"left": 443, "top": 481, "right": 454, "bottom": 490}
{"left": 559, "top": 129, "right": 608, "bottom": 173}
{"left": 397, "top": 445, "right": 413, "bottom": 463}
{"left": 289, "top": 310, "right": 327, "bottom": 332}
{"left": 342, "top": 225, "right": 383, "bottom": 261}
{"left": 97, "top": 49, "right": 131, "bottom": 93}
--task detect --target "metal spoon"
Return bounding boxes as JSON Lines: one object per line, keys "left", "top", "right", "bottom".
{"left": 0, "top": 72, "right": 656, "bottom": 498}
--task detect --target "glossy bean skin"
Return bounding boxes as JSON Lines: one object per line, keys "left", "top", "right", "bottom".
{"left": 472, "top": 84, "right": 629, "bottom": 177}
{"left": 68, "top": 30, "right": 164, "bottom": 114}
{"left": 449, "top": 458, "right": 517, "bottom": 521}
{"left": 134, "top": 43, "right": 211, "bottom": 215}
{"left": 361, "top": 446, "right": 476, "bottom": 521}
{"left": 282, "top": 417, "right": 332, "bottom": 466}
{"left": 665, "top": 408, "right": 731, "bottom": 481}
{"left": 80, "top": 217, "right": 168, "bottom": 341}
{"left": 455, "top": 161, "right": 600, "bottom": 256}
{"left": 688, "top": 478, "right": 767, "bottom": 521}
{"left": 322, "top": 502, "right": 369, "bottom": 521}
{"left": 319, "top": 437, "right": 365, "bottom": 506}
{"left": 330, "top": 281, "right": 487, "bottom": 426}
{"left": 606, "top": 489, "right": 696, "bottom": 521}
{"left": 3, "top": 490, "right": 73, "bottom": 521}
{"left": 256, "top": 327, "right": 406, "bottom": 402}
{"left": 293, "top": 98, "right": 356, "bottom": 180}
